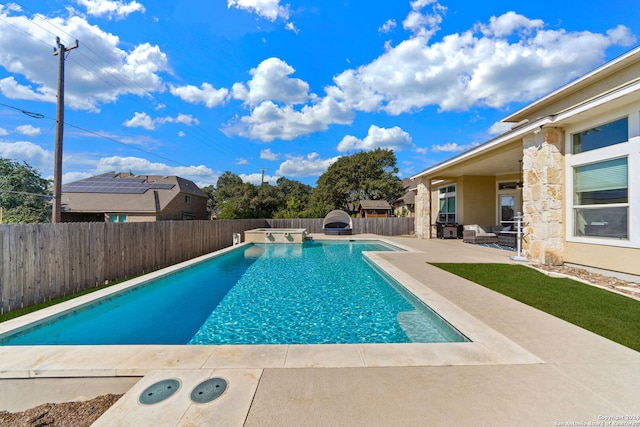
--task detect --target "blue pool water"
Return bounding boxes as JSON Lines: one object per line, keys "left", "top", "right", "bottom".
{"left": 1, "top": 240, "right": 467, "bottom": 345}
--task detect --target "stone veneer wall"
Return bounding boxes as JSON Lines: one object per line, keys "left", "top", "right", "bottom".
{"left": 414, "top": 177, "right": 431, "bottom": 239}
{"left": 522, "top": 128, "right": 565, "bottom": 265}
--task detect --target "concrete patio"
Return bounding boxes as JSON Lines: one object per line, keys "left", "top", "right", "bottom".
{"left": 1, "top": 236, "right": 639, "bottom": 426}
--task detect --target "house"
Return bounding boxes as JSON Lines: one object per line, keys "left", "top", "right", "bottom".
{"left": 392, "top": 178, "right": 416, "bottom": 217}
{"left": 357, "top": 200, "right": 391, "bottom": 218}
{"left": 411, "top": 45, "right": 640, "bottom": 276}
{"left": 60, "top": 172, "right": 208, "bottom": 222}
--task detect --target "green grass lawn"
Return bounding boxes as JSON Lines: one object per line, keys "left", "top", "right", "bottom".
{"left": 0, "top": 282, "right": 119, "bottom": 324}
{"left": 431, "top": 263, "right": 640, "bottom": 352}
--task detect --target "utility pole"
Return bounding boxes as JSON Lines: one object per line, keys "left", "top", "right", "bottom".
{"left": 259, "top": 168, "right": 268, "bottom": 185}
{"left": 51, "top": 37, "right": 78, "bottom": 223}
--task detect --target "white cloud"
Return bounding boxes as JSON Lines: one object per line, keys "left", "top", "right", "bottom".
{"left": 415, "top": 146, "right": 428, "bottom": 154}
{"left": 403, "top": 0, "right": 446, "bottom": 39}
{"left": 240, "top": 172, "right": 277, "bottom": 185}
{"left": 327, "top": 9, "right": 636, "bottom": 114}
{"left": 170, "top": 83, "right": 228, "bottom": 108}
{"left": 0, "top": 8, "right": 170, "bottom": 111}
{"left": 227, "top": 0, "right": 289, "bottom": 22}
{"left": 0, "top": 141, "right": 52, "bottom": 172}
{"left": 15, "top": 124, "right": 41, "bottom": 137}
{"left": 123, "top": 112, "right": 200, "bottom": 130}
{"left": 379, "top": 19, "right": 396, "bottom": 33}
{"left": 227, "top": 97, "right": 354, "bottom": 142}
{"left": 158, "top": 113, "right": 200, "bottom": 126}
{"left": 225, "top": 58, "right": 356, "bottom": 141}
{"left": 285, "top": 22, "right": 299, "bottom": 34}
{"left": 123, "top": 112, "right": 155, "bottom": 130}
{"left": 75, "top": 0, "right": 145, "bottom": 19}
{"left": 431, "top": 142, "right": 480, "bottom": 152}
{"left": 488, "top": 121, "right": 513, "bottom": 135}
{"left": 337, "top": 125, "right": 413, "bottom": 152}
{"left": 235, "top": 158, "right": 249, "bottom": 165}
{"left": 0, "top": 128, "right": 8, "bottom": 136}
{"left": 260, "top": 148, "right": 279, "bottom": 161}
{"left": 62, "top": 171, "right": 93, "bottom": 184}
{"left": 477, "top": 11, "right": 543, "bottom": 38}
{"left": 232, "top": 58, "right": 310, "bottom": 106}
{"left": 276, "top": 152, "right": 340, "bottom": 177}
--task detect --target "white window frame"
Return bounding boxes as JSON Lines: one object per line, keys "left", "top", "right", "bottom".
{"left": 496, "top": 180, "right": 521, "bottom": 225}
{"left": 437, "top": 184, "right": 457, "bottom": 224}
{"left": 565, "top": 107, "right": 640, "bottom": 248}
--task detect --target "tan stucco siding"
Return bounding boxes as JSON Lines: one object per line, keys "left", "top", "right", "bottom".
{"left": 565, "top": 242, "right": 640, "bottom": 276}
{"left": 459, "top": 176, "right": 496, "bottom": 225}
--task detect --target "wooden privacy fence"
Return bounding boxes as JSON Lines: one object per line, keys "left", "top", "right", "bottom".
{"left": 266, "top": 217, "right": 414, "bottom": 235}
{"left": 0, "top": 217, "right": 414, "bottom": 314}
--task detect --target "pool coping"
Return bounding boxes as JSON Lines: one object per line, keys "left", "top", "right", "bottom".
{"left": 0, "top": 237, "right": 542, "bottom": 379}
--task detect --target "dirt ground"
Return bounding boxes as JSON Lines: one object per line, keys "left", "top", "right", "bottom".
{"left": 0, "top": 394, "right": 121, "bottom": 427}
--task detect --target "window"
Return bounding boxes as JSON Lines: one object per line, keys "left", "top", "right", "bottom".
{"left": 573, "top": 157, "right": 628, "bottom": 239}
{"left": 108, "top": 214, "right": 127, "bottom": 223}
{"left": 185, "top": 195, "right": 191, "bottom": 204}
{"left": 572, "top": 117, "right": 628, "bottom": 154}
{"left": 437, "top": 185, "right": 456, "bottom": 223}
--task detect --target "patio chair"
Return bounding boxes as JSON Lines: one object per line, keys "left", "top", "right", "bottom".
{"left": 322, "top": 209, "right": 353, "bottom": 235}
{"left": 462, "top": 224, "right": 500, "bottom": 244}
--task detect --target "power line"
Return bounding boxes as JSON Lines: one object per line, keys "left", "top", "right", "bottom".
{"left": 3, "top": 2, "right": 243, "bottom": 160}
{"left": 0, "top": 189, "right": 52, "bottom": 199}
{"left": 0, "top": 100, "right": 203, "bottom": 170}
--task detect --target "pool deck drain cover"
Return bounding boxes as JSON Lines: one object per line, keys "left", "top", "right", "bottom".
{"left": 190, "top": 377, "right": 227, "bottom": 403}
{"left": 139, "top": 379, "right": 180, "bottom": 405}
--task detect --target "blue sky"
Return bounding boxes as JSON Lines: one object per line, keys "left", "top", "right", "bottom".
{"left": 0, "top": 0, "right": 638, "bottom": 188}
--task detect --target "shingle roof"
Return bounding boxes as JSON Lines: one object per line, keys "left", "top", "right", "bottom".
{"left": 358, "top": 200, "right": 391, "bottom": 210}
{"left": 61, "top": 172, "right": 206, "bottom": 213}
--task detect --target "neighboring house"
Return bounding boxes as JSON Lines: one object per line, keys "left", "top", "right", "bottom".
{"left": 357, "top": 200, "right": 391, "bottom": 218}
{"left": 392, "top": 178, "right": 416, "bottom": 217}
{"left": 60, "top": 172, "right": 208, "bottom": 222}
{"left": 411, "top": 45, "right": 640, "bottom": 276}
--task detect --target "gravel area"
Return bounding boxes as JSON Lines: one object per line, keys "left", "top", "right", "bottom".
{"left": 0, "top": 394, "right": 121, "bottom": 427}
{"left": 531, "top": 264, "right": 640, "bottom": 300}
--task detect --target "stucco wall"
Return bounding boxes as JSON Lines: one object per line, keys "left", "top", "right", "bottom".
{"left": 565, "top": 242, "right": 640, "bottom": 276}
{"left": 459, "top": 176, "right": 496, "bottom": 225}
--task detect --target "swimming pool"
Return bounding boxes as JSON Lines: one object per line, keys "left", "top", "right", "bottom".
{"left": 0, "top": 240, "right": 467, "bottom": 346}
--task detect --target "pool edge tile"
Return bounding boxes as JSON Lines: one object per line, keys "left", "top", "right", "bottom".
{"left": 285, "top": 344, "right": 366, "bottom": 368}
{"left": 201, "top": 345, "right": 288, "bottom": 369}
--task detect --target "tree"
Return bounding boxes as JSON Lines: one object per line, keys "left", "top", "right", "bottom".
{"left": 313, "top": 149, "right": 404, "bottom": 212}
{"left": 210, "top": 172, "right": 313, "bottom": 219}
{"left": 273, "top": 177, "right": 313, "bottom": 218}
{"left": 0, "top": 157, "right": 51, "bottom": 223}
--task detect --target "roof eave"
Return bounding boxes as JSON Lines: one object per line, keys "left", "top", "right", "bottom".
{"left": 503, "top": 45, "right": 640, "bottom": 123}
{"left": 410, "top": 117, "right": 552, "bottom": 181}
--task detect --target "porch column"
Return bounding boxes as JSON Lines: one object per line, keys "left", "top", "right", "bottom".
{"left": 414, "top": 177, "right": 432, "bottom": 239}
{"left": 522, "top": 128, "right": 565, "bottom": 265}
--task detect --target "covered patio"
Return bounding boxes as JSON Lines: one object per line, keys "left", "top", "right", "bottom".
{"left": 410, "top": 131, "right": 529, "bottom": 249}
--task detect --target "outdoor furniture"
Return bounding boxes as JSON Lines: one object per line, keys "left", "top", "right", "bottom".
{"left": 462, "top": 224, "right": 500, "bottom": 244}
{"left": 498, "top": 231, "right": 517, "bottom": 247}
{"left": 322, "top": 209, "right": 353, "bottom": 235}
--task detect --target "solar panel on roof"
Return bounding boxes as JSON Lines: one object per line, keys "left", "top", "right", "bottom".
{"left": 62, "top": 176, "right": 175, "bottom": 194}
